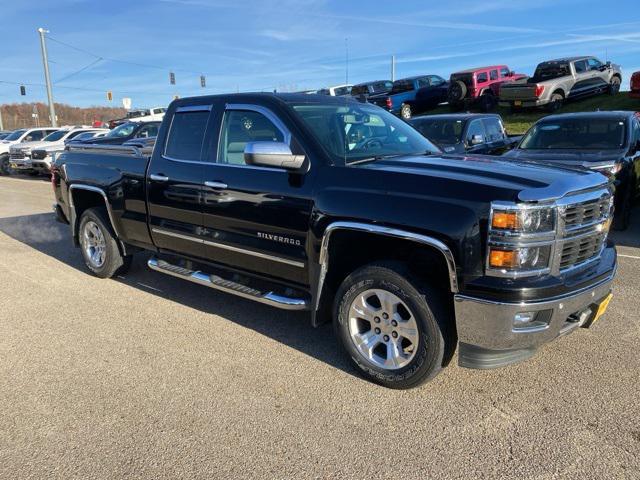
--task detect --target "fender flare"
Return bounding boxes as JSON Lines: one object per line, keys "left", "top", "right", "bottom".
{"left": 68, "top": 184, "right": 127, "bottom": 254}
{"left": 314, "top": 221, "right": 459, "bottom": 311}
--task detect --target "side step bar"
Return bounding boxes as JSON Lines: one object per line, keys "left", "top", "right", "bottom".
{"left": 147, "top": 257, "right": 309, "bottom": 311}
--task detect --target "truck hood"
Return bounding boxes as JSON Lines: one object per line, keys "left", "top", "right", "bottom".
{"left": 356, "top": 153, "right": 608, "bottom": 202}
{"left": 503, "top": 148, "right": 626, "bottom": 170}
{"left": 14, "top": 140, "right": 64, "bottom": 151}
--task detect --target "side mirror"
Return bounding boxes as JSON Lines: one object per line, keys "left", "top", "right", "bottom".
{"left": 470, "top": 134, "right": 484, "bottom": 145}
{"left": 244, "top": 141, "right": 306, "bottom": 171}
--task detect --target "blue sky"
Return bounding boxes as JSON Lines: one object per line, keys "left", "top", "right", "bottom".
{"left": 1, "top": 0, "right": 639, "bottom": 108}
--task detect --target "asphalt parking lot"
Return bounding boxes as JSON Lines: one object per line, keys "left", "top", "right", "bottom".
{"left": 0, "top": 175, "right": 638, "bottom": 480}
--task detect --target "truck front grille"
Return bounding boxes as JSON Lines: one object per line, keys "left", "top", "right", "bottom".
{"left": 31, "top": 150, "right": 48, "bottom": 160}
{"left": 557, "top": 191, "right": 612, "bottom": 272}
{"left": 9, "top": 151, "right": 26, "bottom": 160}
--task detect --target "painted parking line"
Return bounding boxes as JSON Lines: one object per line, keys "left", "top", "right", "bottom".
{"left": 617, "top": 254, "right": 640, "bottom": 260}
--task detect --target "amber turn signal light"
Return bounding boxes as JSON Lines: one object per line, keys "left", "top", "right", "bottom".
{"left": 489, "top": 248, "right": 517, "bottom": 269}
{"left": 492, "top": 212, "right": 519, "bottom": 230}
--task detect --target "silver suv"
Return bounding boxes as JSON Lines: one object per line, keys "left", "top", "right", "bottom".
{"left": 499, "top": 56, "right": 622, "bottom": 111}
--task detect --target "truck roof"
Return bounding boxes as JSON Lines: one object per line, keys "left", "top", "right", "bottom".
{"left": 453, "top": 65, "right": 508, "bottom": 74}
{"left": 543, "top": 56, "right": 591, "bottom": 63}
{"left": 536, "top": 111, "right": 637, "bottom": 121}
{"left": 174, "top": 92, "right": 362, "bottom": 107}
{"left": 411, "top": 113, "right": 501, "bottom": 122}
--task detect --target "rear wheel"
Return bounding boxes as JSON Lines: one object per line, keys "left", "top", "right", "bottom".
{"left": 479, "top": 93, "right": 497, "bottom": 112}
{"left": 447, "top": 80, "right": 467, "bottom": 105}
{"left": 547, "top": 92, "right": 564, "bottom": 112}
{"left": 79, "top": 207, "right": 132, "bottom": 278}
{"left": 400, "top": 103, "right": 412, "bottom": 120}
{"left": 333, "top": 263, "right": 452, "bottom": 389}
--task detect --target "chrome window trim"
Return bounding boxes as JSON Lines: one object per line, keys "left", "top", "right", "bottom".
{"left": 224, "top": 103, "right": 292, "bottom": 146}
{"left": 176, "top": 105, "right": 212, "bottom": 113}
{"left": 315, "top": 221, "right": 459, "bottom": 310}
{"left": 151, "top": 227, "right": 305, "bottom": 268}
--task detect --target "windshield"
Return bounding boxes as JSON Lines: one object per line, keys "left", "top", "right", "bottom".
{"left": 409, "top": 118, "right": 464, "bottom": 145}
{"left": 520, "top": 118, "right": 627, "bottom": 150}
{"left": 43, "top": 130, "right": 69, "bottom": 142}
{"left": 291, "top": 102, "right": 440, "bottom": 164}
{"left": 529, "top": 62, "right": 570, "bottom": 83}
{"left": 332, "top": 86, "right": 352, "bottom": 96}
{"left": 106, "top": 123, "right": 136, "bottom": 138}
{"left": 4, "top": 129, "right": 27, "bottom": 141}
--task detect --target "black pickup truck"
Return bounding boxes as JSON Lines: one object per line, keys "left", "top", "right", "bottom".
{"left": 52, "top": 93, "right": 617, "bottom": 389}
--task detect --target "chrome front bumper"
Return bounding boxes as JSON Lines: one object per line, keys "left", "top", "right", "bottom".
{"left": 454, "top": 271, "right": 615, "bottom": 369}
{"left": 10, "top": 159, "right": 33, "bottom": 170}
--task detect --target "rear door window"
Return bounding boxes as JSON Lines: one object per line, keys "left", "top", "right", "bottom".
{"left": 476, "top": 72, "right": 488, "bottom": 84}
{"left": 164, "top": 109, "right": 210, "bottom": 161}
{"left": 490, "top": 70, "right": 499, "bottom": 81}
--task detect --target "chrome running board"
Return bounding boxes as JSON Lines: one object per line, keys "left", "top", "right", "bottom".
{"left": 147, "top": 257, "right": 309, "bottom": 311}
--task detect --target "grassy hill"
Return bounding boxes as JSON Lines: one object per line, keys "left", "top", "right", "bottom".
{"left": 430, "top": 92, "right": 639, "bottom": 134}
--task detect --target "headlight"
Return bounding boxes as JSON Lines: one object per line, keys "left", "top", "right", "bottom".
{"left": 490, "top": 206, "right": 555, "bottom": 234}
{"left": 488, "top": 245, "right": 552, "bottom": 271}
{"left": 487, "top": 202, "right": 556, "bottom": 277}
{"left": 592, "top": 163, "right": 622, "bottom": 177}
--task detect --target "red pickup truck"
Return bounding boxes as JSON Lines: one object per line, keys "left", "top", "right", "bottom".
{"left": 630, "top": 71, "right": 640, "bottom": 98}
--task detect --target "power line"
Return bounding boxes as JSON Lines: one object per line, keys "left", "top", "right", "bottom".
{"left": 54, "top": 57, "right": 104, "bottom": 84}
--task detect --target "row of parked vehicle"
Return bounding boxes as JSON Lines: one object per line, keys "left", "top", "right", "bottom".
{"left": 0, "top": 118, "right": 161, "bottom": 175}
{"left": 408, "top": 110, "right": 639, "bottom": 231}
{"left": 312, "top": 56, "right": 632, "bottom": 119}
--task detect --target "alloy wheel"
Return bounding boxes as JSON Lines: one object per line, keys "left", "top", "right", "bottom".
{"left": 347, "top": 288, "right": 420, "bottom": 370}
{"left": 82, "top": 220, "right": 107, "bottom": 268}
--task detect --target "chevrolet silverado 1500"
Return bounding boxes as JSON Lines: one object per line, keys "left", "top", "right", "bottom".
{"left": 52, "top": 93, "right": 617, "bottom": 389}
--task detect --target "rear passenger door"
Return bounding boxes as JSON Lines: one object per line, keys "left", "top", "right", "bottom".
{"left": 570, "top": 60, "right": 592, "bottom": 98}
{"left": 200, "top": 103, "right": 315, "bottom": 285}
{"left": 147, "top": 105, "right": 212, "bottom": 259}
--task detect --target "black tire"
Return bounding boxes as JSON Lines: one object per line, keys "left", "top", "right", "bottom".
{"left": 547, "top": 92, "right": 564, "bottom": 112}
{"left": 609, "top": 76, "right": 621, "bottom": 95}
{"left": 333, "top": 262, "right": 453, "bottom": 389}
{"left": 0, "top": 154, "right": 9, "bottom": 176}
{"left": 28, "top": 170, "right": 39, "bottom": 177}
{"left": 479, "top": 93, "right": 497, "bottom": 112}
{"left": 400, "top": 103, "right": 412, "bottom": 120}
{"left": 613, "top": 185, "right": 633, "bottom": 231}
{"left": 78, "top": 207, "right": 132, "bottom": 278}
{"left": 447, "top": 80, "right": 467, "bottom": 104}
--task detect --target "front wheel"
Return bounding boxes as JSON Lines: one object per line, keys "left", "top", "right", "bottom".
{"left": 79, "top": 207, "right": 132, "bottom": 278}
{"left": 333, "top": 263, "right": 452, "bottom": 389}
{"left": 0, "top": 154, "right": 9, "bottom": 175}
{"left": 609, "top": 76, "right": 621, "bottom": 95}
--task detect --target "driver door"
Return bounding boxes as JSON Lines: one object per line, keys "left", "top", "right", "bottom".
{"left": 200, "top": 104, "right": 315, "bottom": 285}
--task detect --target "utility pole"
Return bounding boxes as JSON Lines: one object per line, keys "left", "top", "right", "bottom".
{"left": 391, "top": 55, "right": 396, "bottom": 82}
{"left": 38, "top": 27, "right": 57, "bottom": 127}
{"left": 345, "top": 38, "right": 349, "bottom": 85}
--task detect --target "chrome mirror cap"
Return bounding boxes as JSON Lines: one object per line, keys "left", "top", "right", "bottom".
{"left": 244, "top": 141, "right": 306, "bottom": 170}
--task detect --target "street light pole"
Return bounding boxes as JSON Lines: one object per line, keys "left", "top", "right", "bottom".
{"left": 38, "top": 27, "right": 57, "bottom": 127}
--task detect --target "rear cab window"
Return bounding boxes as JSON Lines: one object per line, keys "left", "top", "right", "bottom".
{"left": 164, "top": 108, "right": 211, "bottom": 161}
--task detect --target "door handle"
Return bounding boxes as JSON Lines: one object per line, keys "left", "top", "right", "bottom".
{"left": 150, "top": 174, "right": 169, "bottom": 182}
{"left": 205, "top": 181, "right": 228, "bottom": 189}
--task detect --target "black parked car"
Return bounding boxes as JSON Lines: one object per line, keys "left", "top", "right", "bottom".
{"left": 504, "top": 111, "right": 640, "bottom": 230}
{"left": 350, "top": 80, "right": 393, "bottom": 100}
{"left": 82, "top": 121, "right": 161, "bottom": 145}
{"left": 409, "top": 114, "right": 520, "bottom": 155}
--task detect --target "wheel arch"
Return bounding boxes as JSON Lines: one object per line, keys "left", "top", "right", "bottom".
{"left": 312, "top": 222, "right": 459, "bottom": 325}
{"left": 68, "top": 184, "right": 126, "bottom": 254}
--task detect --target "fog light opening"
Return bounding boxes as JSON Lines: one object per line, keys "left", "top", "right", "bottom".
{"left": 512, "top": 310, "right": 552, "bottom": 332}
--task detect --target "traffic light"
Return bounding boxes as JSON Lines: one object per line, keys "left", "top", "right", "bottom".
{"left": 20, "top": 85, "right": 26, "bottom": 96}
{"left": 107, "top": 91, "right": 113, "bottom": 101}
{"left": 200, "top": 75, "right": 206, "bottom": 88}
{"left": 169, "top": 72, "right": 176, "bottom": 85}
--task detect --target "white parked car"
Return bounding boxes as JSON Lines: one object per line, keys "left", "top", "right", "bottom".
{"left": 0, "top": 127, "right": 59, "bottom": 174}
{"left": 9, "top": 128, "right": 107, "bottom": 175}
{"left": 318, "top": 84, "right": 353, "bottom": 96}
